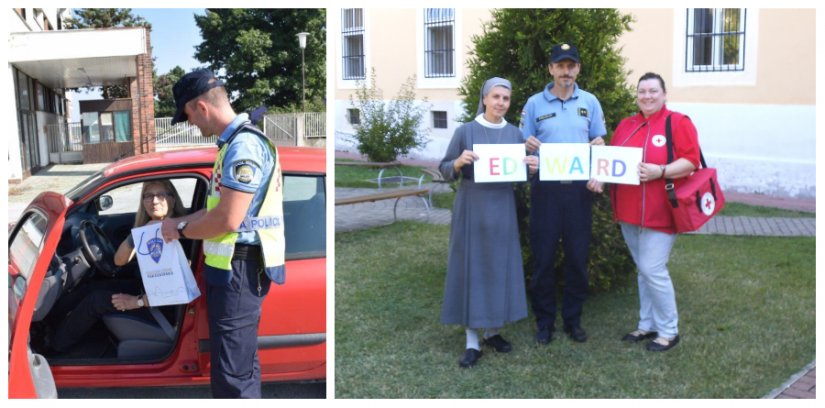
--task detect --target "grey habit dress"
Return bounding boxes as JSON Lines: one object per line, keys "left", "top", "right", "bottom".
{"left": 439, "top": 117, "right": 528, "bottom": 328}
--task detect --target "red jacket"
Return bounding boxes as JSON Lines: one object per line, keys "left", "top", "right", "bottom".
{"left": 610, "top": 105, "right": 701, "bottom": 234}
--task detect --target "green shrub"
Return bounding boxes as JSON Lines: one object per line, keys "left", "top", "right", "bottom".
{"left": 349, "top": 69, "right": 429, "bottom": 162}
{"left": 462, "top": 9, "right": 639, "bottom": 292}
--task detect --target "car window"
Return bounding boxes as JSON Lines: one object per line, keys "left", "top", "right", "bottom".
{"left": 283, "top": 174, "right": 326, "bottom": 258}
{"left": 9, "top": 211, "right": 48, "bottom": 318}
{"left": 9, "top": 212, "right": 48, "bottom": 281}
{"left": 99, "top": 178, "right": 197, "bottom": 216}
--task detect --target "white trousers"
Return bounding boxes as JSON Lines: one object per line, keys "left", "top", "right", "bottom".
{"left": 620, "top": 223, "right": 679, "bottom": 338}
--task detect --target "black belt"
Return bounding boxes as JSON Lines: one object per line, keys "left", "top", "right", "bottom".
{"left": 233, "top": 244, "right": 262, "bottom": 260}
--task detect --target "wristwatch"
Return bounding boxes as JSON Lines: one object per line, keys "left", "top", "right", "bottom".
{"left": 136, "top": 295, "right": 145, "bottom": 308}
{"left": 177, "top": 221, "right": 189, "bottom": 238}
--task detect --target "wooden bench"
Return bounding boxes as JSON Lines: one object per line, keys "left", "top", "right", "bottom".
{"left": 335, "top": 188, "right": 431, "bottom": 222}
{"left": 419, "top": 168, "right": 450, "bottom": 207}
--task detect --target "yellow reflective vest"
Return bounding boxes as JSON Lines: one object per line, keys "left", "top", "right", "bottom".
{"left": 202, "top": 124, "right": 285, "bottom": 283}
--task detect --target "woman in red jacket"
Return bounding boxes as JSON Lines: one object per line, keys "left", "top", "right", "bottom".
{"left": 588, "top": 72, "right": 700, "bottom": 352}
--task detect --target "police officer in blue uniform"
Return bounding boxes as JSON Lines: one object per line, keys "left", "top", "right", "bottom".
{"left": 161, "top": 70, "right": 285, "bottom": 398}
{"left": 520, "top": 43, "right": 606, "bottom": 345}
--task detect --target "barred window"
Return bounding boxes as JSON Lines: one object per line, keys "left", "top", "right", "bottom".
{"left": 342, "top": 8, "right": 365, "bottom": 80}
{"left": 348, "top": 108, "right": 360, "bottom": 125}
{"left": 686, "top": 8, "right": 746, "bottom": 72}
{"left": 432, "top": 111, "right": 448, "bottom": 129}
{"left": 424, "top": 8, "right": 455, "bottom": 78}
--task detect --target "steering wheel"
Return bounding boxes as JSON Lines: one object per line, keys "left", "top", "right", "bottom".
{"left": 78, "top": 220, "right": 118, "bottom": 277}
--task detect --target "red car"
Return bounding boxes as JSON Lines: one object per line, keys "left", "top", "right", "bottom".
{"left": 8, "top": 147, "right": 326, "bottom": 398}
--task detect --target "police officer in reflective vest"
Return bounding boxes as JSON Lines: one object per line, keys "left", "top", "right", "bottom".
{"left": 161, "top": 70, "right": 285, "bottom": 398}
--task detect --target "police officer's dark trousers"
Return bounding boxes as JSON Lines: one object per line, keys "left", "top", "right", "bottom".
{"left": 205, "top": 245, "right": 271, "bottom": 398}
{"left": 529, "top": 179, "right": 592, "bottom": 331}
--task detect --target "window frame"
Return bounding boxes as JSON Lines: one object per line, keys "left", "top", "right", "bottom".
{"left": 432, "top": 111, "right": 448, "bottom": 129}
{"left": 423, "top": 8, "right": 456, "bottom": 79}
{"left": 671, "top": 8, "right": 758, "bottom": 87}
{"left": 685, "top": 8, "right": 747, "bottom": 73}
{"left": 342, "top": 8, "right": 366, "bottom": 81}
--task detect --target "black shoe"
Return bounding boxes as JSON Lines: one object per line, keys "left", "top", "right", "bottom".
{"left": 622, "top": 330, "right": 658, "bottom": 343}
{"left": 646, "top": 335, "right": 680, "bottom": 352}
{"left": 564, "top": 325, "right": 587, "bottom": 342}
{"left": 483, "top": 334, "right": 513, "bottom": 353}
{"left": 535, "top": 326, "right": 554, "bottom": 345}
{"left": 459, "top": 348, "right": 482, "bottom": 368}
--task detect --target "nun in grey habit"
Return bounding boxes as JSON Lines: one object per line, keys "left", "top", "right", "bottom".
{"left": 439, "top": 77, "right": 538, "bottom": 368}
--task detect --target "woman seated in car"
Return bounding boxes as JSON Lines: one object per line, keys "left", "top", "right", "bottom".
{"left": 49, "top": 180, "right": 187, "bottom": 353}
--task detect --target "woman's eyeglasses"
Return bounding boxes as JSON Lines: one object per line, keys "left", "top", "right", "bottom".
{"left": 142, "top": 192, "right": 173, "bottom": 201}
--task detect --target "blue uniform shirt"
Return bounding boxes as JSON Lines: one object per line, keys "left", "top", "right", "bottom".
{"left": 215, "top": 113, "right": 275, "bottom": 245}
{"left": 520, "top": 82, "right": 606, "bottom": 144}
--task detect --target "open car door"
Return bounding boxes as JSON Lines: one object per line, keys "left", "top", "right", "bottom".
{"left": 8, "top": 194, "right": 70, "bottom": 398}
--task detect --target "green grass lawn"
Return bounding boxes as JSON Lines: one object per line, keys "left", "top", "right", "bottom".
{"left": 335, "top": 161, "right": 434, "bottom": 188}
{"left": 334, "top": 222, "right": 815, "bottom": 398}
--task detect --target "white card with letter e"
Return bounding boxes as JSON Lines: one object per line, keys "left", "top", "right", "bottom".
{"left": 472, "top": 144, "right": 527, "bottom": 183}
{"left": 538, "top": 143, "right": 591, "bottom": 181}
{"left": 590, "top": 145, "right": 643, "bottom": 185}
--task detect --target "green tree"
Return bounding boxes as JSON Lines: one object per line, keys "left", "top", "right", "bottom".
{"left": 194, "top": 9, "right": 326, "bottom": 114}
{"left": 65, "top": 8, "right": 151, "bottom": 99}
{"left": 349, "top": 69, "right": 429, "bottom": 162}
{"left": 462, "top": 9, "right": 638, "bottom": 292}
{"left": 154, "top": 66, "right": 186, "bottom": 118}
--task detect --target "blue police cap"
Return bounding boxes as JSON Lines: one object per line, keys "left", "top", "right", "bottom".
{"left": 171, "top": 70, "right": 225, "bottom": 125}
{"left": 550, "top": 43, "right": 581, "bottom": 64}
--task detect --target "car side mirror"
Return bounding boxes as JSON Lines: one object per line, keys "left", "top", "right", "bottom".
{"left": 97, "top": 195, "right": 113, "bottom": 211}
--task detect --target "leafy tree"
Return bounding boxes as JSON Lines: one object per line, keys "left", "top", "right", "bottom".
{"left": 65, "top": 8, "right": 151, "bottom": 99}
{"left": 461, "top": 9, "right": 638, "bottom": 292}
{"left": 194, "top": 9, "right": 326, "bottom": 114}
{"left": 349, "top": 69, "right": 429, "bottom": 162}
{"left": 154, "top": 66, "right": 186, "bottom": 118}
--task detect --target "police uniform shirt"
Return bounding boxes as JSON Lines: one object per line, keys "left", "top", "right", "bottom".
{"left": 215, "top": 113, "right": 275, "bottom": 245}
{"left": 520, "top": 82, "right": 606, "bottom": 144}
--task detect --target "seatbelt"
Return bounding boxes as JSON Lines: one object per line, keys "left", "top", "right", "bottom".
{"left": 149, "top": 307, "right": 176, "bottom": 340}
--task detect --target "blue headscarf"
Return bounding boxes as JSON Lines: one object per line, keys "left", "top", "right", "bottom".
{"left": 476, "top": 77, "right": 513, "bottom": 115}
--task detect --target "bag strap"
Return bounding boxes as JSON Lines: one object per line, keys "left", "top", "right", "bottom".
{"left": 664, "top": 115, "right": 679, "bottom": 208}
{"left": 664, "top": 114, "right": 715, "bottom": 208}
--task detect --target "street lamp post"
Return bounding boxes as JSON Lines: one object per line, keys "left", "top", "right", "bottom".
{"left": 297, "top": 32, "right": 309, "bottom": 112}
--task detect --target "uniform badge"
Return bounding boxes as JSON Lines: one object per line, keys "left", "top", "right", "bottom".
{"left": 652, "top": 134, "right": 667, "bottom": 147}
{"left": 537, "top": 113, "right": 556, "bottom": 122}
{"left": 233, "top": 161, "right": 256, "bottom": 184}
{"left": 578, "top": 108, "right": 588, "bottom": 118}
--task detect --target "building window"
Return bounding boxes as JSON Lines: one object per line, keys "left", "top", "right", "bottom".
{"left": 686, "top": 8, "right": 746, "bottom": 72}
{"left": 424, "top": 8, "right": 455, "bottom": 78}
{"left": 348, "top": 108, "right": 360, "bottom": 125}
{"left": 432, "top": 111, "right": 448, "bottom": 129}
{"left": 342, "top": 8, "right": 365, "bottom": 80}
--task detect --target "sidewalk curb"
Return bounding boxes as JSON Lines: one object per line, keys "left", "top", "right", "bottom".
{"left": 762, "top": 360, "right": 816, "bottom": 399}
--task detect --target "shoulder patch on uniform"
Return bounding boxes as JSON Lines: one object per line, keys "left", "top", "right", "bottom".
{"left": 232, "top": 160, "right": 258, "bottom": 184}
{"left": 537, "top": 113, "right": 556, "bottom": 122}
{"left": 578, "top": 108, "right": 589, "bottom": 117}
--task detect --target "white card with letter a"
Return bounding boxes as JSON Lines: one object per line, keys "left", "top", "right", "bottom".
{"left": 538, "top": 143, "right": 591, "bottom": 181}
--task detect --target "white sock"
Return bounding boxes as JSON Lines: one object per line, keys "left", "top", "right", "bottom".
{"left": 465, "top": 328, "right": 480, "bottom": 350}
